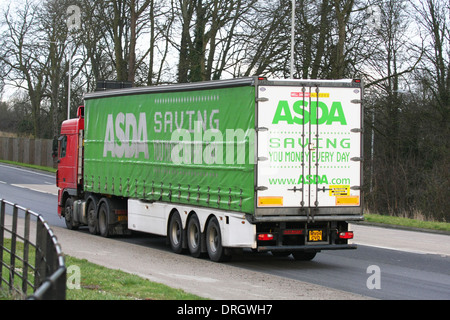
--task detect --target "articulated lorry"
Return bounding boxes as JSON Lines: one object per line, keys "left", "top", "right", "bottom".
{"left": 56, "top": 77, "right": 364, "bottom": 262}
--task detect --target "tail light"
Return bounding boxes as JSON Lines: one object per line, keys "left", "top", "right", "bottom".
{"left": 338, "top": 231, "right": 354, "bottom": 239}
{"left": 257, "top": 233, "right": 274, "bottom": 241}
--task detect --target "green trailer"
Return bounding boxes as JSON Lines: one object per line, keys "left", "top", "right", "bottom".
{"left": 56, "top": 77, "right": 364, "bottom": 262}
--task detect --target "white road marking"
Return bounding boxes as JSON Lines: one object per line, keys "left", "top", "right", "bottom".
{"left": 0, "top": 163, "right": 54, "bottom": 179}
{"left": 11, "top": 183, "right": 58, "bottom": 196}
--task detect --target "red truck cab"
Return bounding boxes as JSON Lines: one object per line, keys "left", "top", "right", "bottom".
{"left": 56, "top": 106, "right": 84, "bottom": 216}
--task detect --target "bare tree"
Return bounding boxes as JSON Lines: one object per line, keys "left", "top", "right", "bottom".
{"left": 146, "top": 0, "right": 175, "bottom": 85}
{"left": 174, "top": 0, "right": 260, "bottom": 82}
{"left": 128, "top": 0, "right": 152, "bottom": 83}
{"left": 0, "top": 1, "right": 50, "bottom": 137}
{"left": 78, "top": 0, "right": 115, "bottom": 88}
{"left": 331, "top": 0, "right": 354, "bottom": 78}
{"left": 40, "top": 0, "right": 71, "bottom": 138}
{"left": 413, "top": 0, "right": 449, "bottom": 128}
{"left": 240, "top": 0, "right": 290, "bottom": 78}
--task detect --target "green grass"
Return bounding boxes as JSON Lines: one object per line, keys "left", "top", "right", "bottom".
{"left": 1, "top": 239, "right": 37, "bottom": 299}
{"left": 64, "top": 256, "right": 205, "bottom": 300}
{"left": 363, "top": 213, "right": 450, "bottom": 233}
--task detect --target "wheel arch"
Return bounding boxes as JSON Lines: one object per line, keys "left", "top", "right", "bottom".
{"left": 60, "top": 189, "right": 76, "bottom": 217}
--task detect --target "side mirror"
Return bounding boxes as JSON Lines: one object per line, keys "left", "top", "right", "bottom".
{"left": 52, "top": 137, "right": 58, "bottom": 158}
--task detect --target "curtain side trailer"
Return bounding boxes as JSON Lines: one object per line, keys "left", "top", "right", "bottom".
{"left": 56, "top": 77, "right": 364, "bottom": 261}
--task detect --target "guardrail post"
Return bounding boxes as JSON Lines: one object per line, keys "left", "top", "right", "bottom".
{"left": 9, "top": 205, "right": 18, "bottom": 291}
{"left": 22, "top": 210, "right": 31, "bottom": 294}
{"left": 34, "top": 218, "right": 47, "bottom": 289}
{"left": 0, "top": 200, "right": 5, "bottom": 285}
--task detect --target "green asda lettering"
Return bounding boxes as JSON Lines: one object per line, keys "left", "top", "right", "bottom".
{"left": 103, "top": 112, "right": 149, "bottom": 159}
{"left": 272, "top": 101, "right": 347, "bottom": 125}
{"left": 298, "top": 174, "right": 329, "bottom": 185}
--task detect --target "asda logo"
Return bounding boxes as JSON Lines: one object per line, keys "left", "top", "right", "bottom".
{"left": 298, "top": 174, "right": 329, "bottom": 185}
{"left": 103, "top": 112, "right": 149, "bottom": 159}
{"left": 272, "top": 101, "right": 347, "bottom": 125}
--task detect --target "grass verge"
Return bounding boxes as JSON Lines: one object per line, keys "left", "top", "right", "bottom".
{"left": 64, "top": 256, "right": 206, "bottom": 300}
{"left": 363, "top": 213, "right": 450, "bottom": 233}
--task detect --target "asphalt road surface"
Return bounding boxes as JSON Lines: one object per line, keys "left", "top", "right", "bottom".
{"left": 1, "top": 163, "right": 449, "bottom": 300}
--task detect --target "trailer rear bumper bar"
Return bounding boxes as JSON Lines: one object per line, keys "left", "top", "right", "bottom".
{"left": 258, "top": 243, "right": 357, "bottom": 253}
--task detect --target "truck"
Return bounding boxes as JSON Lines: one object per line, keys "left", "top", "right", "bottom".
{"left": 56, "top": 77, "right": 364, "bottom": 262}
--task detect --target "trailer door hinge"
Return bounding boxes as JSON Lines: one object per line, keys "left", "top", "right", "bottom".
{"left": 256, "top": 97, "right": 269, "bottom": 102}
{"left": 288, "top": 186, "right": 303, "bottom": 192}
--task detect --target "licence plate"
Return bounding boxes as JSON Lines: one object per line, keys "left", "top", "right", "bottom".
{"left": 308, "top": 230, "right": 323, "bottom": 242}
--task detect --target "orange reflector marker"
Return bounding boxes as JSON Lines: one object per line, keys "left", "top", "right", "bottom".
{"left": 258, "top": 196, "right": 283, "bottom": 206}
{"left": 336, "top": 196, "right": 360, "bottom": 206}
{"left": 339, "top": 231, "right": 354, "bottom": 239}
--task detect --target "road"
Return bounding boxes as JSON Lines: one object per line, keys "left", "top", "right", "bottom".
{"left": 1, "top": 163, "right": 450, "bottom": 300}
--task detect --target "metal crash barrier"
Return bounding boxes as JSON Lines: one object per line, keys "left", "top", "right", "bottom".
{"left": 0, "top": 199, "right": 66, "bottom": 300}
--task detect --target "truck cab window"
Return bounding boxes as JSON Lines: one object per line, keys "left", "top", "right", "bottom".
{"left": 58, "top": 135, "right": 67, "bottom": 159}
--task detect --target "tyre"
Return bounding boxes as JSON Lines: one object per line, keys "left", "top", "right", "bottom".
{"left": 187, "top": 214, "right": 202, "bottom": 258}
{"left": 87, "top": 200, "right": 98, "bottom": 235}
{"left": 98, "top": 201, "right": 112, "bottom": 238}
{"left": 206, "top": 216, "right": 231, "bottom": 262}
{"left": 292, "top": 251, "right": 317, "bottom": 261}
{"left": 168, "top": 211, "right": 184, "bottom": 254}
{"left": 64, "top": 197, "right": 78, "bottom": 230}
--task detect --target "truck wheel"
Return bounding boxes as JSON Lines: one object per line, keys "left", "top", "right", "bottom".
{"left": 206, "top": 216, "right": 231, "bottom": 262}
{"left": 87, "top": 200, "right": 98, "bottom": 235}
{"left": 168, "top": 211, "right": 183, "bottom": 254}
{"left": 64, "top": 197, "right": 78, "bottom": 230}
{"left": 187, "top": 214, "right": 202, "bottom": 258}
{"left": 98, "top": 201, "right": 112, "bottom": 238}
{"left": 292, "top": 251, "right": 317, "bottom": 261}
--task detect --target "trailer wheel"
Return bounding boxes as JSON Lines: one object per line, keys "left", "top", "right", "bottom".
{"left": 98, "top": 201, "right": 112, "bottom": 238}
{"left": 187, "top": 214, "right": 202, "bottom": 258}
{"left": 206, "top": 216, "right": 231, "bottom": 262}
{"left": 292, "top": 251, "right": 317, "bottom": 261}
{"left": 87, "top": 200, "right": 98, "bottom": 235}
{"left": 168, "top": 211, "right": 183, "bottom": 254}
{"left": 64, "top": 197, "right": 78, "bottom": 230}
